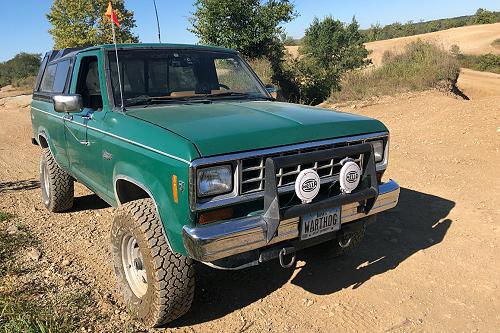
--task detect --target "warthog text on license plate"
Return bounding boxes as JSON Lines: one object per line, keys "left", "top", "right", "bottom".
{"left": 300, "top": 207, "right": 341, "bottom": 240}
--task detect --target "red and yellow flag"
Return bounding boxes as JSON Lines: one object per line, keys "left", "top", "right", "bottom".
{"left": 105, "top": 2, "right": 120, "bottom": 28}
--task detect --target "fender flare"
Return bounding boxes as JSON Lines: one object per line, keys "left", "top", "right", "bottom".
{"left": 113, "top": 174, "right": 173, "bottom": 251}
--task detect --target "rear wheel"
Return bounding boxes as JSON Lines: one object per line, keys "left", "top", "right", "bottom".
{"left": 40, "top": 148, "right": 74, "bottom": 212}
{"left": 111, "top": 199, "right": 195, "bottom": 327}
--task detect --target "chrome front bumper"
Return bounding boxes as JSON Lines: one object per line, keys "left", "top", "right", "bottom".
{"left": 183, "top": 180, "right": 400, "bottom": 262}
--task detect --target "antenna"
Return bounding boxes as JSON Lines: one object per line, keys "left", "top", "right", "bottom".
{"left": 152, "top": 0, "right": 161, "bottom": 43}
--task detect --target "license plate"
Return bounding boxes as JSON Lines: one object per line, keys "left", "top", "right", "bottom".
{"left": 300, "top": 207, "right": 341, "bottom": 240}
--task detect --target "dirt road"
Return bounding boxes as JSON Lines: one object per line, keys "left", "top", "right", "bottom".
{"left": 0, "top": 88, "right": 499, "bottom": 332}
{"left": 458, "top": 68, "right": 500, "bottom": 100}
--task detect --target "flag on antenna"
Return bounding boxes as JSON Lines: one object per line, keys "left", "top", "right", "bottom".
{"left": 105, "top": 2, "right": 120, "bottom": 28}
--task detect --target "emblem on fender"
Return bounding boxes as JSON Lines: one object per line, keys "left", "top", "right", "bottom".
{"left": 295, "top": 169, "right": 320, "bottom": 203}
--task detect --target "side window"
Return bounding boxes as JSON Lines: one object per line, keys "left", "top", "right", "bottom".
{"left": 214, "top": 58, "right": 258, "bottom": 92}
{"left": 53, "top": 60, "right": 70, "bottom": 93}
{"left": 39, "top": 64, "right": 57, "bottom": 92}
{"left": 76, "top": 56, "right": 103, "bottom": 110}
{"left": 39, "top": 60, "right": 70, "bottom": 93}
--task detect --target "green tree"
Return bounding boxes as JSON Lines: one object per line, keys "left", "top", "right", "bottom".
{"left": 0, "top": 53, "right": 41, "bottom": 87}
{"left": 474, "top": 8, "right": 497, "bottom": 24}
{"left": 47, "top": 0, "right": 138, "bottom": 49}
{"left": 301, "top": 17, "right": 369, "bottom": 70}
{"left": 295, "top": 16, "right": 370, "bottom": 104}
{"left": 189, "top": 0, "right": 296, "bottom": 59}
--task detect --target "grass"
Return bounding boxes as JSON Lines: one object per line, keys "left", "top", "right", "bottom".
{"left": 329, "top": 40, "right": 461, "bottom": 103}
{"left": 457, "top": 53, "right": 500, "bottom": 74}
{"left": 0, "top": 211, "right": 14, "bottom": 223}
{"left": 0, "top": 220, "right": 85, "bottom": 332}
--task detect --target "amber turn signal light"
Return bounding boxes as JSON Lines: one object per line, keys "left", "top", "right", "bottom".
{"left": 199, "top": 208, "right": 234, "bottom": 225}
{"left": 172, "top": 175, "right": 179, "bottom": 204}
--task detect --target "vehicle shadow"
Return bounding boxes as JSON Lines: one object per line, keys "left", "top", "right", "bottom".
{"left": 70, "top": 194, "right": 110, "bottom": 212}
{"left": 172, "top": 187, "right": 455, "bottom": 327}
{"left": 0, "top": 179, "right": 40, "bottom": 193}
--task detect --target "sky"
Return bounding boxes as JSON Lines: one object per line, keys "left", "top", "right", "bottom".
{"left": 0, "top": 0, "right": 499, "bottom": 62}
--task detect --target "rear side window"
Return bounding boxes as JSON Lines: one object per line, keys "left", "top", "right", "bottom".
{"left": 39, "top": 60, "right": 71, "bottom": 93}
{"left": 39, "top": 64, "right": 57, "bottom": 92}
{"left": 53, "top": 60, "right": 70, "bottom": 93}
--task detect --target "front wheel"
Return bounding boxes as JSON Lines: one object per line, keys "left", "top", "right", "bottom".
{"left": 111, "top": 199, "right": 195, "bottom": 327}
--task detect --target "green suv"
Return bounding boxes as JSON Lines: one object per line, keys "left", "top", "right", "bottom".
{"left": 30, "top": 43, "right": 400, "bottom": 327}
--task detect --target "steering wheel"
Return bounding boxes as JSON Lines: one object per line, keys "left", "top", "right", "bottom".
{"left": 218, "top": 83, "right": 230, "bottom": 90}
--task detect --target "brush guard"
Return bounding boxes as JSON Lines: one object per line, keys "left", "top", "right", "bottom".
{"left": 262, "top": 142, "right": 379, "bottom": 243}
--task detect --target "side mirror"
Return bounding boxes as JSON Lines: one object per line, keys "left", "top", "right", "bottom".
{"left": 265, "top": 85, "right": 278, "bottom": 100}
{"left": 53, "top": 94, "right": 82, "bottom": 113}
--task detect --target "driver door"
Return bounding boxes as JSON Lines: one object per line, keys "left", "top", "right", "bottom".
{"left": 64, "top": 51, "right": 107, "bottom": 195}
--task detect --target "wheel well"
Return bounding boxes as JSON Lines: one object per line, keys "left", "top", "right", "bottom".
{"left": 38, "top": 135, "right": 49, "bottom": 148}
{"left": 115, "top": 179, "right": 151, "bottom": 205}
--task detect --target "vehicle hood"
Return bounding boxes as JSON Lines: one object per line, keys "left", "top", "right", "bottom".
{"left": 126, "top": 101, "right": 387, "bottom": 157}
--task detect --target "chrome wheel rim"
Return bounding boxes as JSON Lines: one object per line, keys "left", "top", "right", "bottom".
{"left": 42, "top": 162, "right": 50, "bottom": 201}
{"left": 121, "top": 233, "right": 148, "bottom": 298}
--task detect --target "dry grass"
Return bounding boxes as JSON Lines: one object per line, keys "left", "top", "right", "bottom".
{"left": 329, "top": 40, "right": 460, "bottom": 103}
{"left": 0, "top": 214, "right": 85, "bottom": 333}
{"left": 247, "top": 58, "right": 274, "bottom": 85}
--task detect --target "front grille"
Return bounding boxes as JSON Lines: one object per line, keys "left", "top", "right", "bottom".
{"left": 240, "top": 140, "right": 365, "bottom": 194}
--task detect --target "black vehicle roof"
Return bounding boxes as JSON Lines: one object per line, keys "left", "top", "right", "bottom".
{"left": 44, "top": 43, "right": 237, "bottom": 64}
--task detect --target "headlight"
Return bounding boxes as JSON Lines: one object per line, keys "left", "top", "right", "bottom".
{"left": 370, "top": 140, "right": 384, "bottom": 163}
{"left": 197, "top": 165, "right": 233, "bottom": 197}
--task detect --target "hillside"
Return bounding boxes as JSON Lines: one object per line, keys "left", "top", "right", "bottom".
{"left": 365, "top": 22, "right": 500, "bottom": 66}
{"left": 285, "top": 22, "right": 500, "bottom": 65}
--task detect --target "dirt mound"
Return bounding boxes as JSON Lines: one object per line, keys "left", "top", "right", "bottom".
{"left": 0, "top": 94, "right": 32, "bottom": 109}
{"left": 366, "top": 22, "right": 500, "bottom": 66}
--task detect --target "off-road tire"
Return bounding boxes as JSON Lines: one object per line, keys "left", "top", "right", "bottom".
{"left": 40, "top": 148, "right": 74, "bottom": 212}
{"left": 111, "top": 199, "right": 195, "bottom": 327}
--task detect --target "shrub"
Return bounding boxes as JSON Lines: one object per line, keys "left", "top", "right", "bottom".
{"left": 491, "top": 38, "right": 500, "bottom": 49}
{"left": 247, "top": 58, "right": 274, "bottom": 86}
{"left": 457, "top": 53, "right": 500, "bottom": 74}
{"left": 329, "top": 40, "right": 460, "bottom": 102}
{"left": 291, "top": 16, "right": 369, "bottom": 105}
{"left": 0, "top": 53, "right": 41, "bottom": 88}
{"left": 12, "top": 76, "right": 37, "bottom": 89}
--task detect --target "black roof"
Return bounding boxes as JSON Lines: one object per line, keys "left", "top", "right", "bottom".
{"left": 44, "top": 47, "right": 84, "bottom": 63}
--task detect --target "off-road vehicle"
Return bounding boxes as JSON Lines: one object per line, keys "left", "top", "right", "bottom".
{"left": 30, "top": 43, "right": 400, "bottom": 327}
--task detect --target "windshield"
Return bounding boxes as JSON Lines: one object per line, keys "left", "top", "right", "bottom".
{"left": 108, "top": 49, "right": 269, "bottom": 107}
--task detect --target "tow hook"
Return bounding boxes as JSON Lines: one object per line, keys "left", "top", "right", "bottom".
{"left": 278, "top": 247, "right": 296, "bottom": 268}
{"left": 338, "top": 237, "right": 352, "bottom": 248}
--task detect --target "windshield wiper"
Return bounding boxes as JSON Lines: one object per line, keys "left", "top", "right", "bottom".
{"left": 204, "top": 92, "right": 250, "bottom": 98}
{"left": 204, "top": 91, "right": 274, "bottom": 101}
{"left": 124, "top": 95, "right": 211, "bottom": 107}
